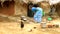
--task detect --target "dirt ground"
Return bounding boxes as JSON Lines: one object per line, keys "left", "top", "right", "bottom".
{"left": 0, "top": 11, "right": 60, "bottom": 34}
{"left": 0, "top": 18, "right": 60, "bottom": 34}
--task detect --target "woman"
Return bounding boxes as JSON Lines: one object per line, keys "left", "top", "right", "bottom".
{"left": 32, "top": 6, "right": 43, "bottom": 23}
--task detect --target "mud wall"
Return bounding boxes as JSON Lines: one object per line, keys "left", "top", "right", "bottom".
{"left": 15, "top": 1, "right": 27, "bottom": 16}
{"left": 0, "top": 1, "right": 15, "bottom": 16}
{"left": 56, "top": 3, "right": 60, "bottom": 16}
{"left": 38, "top": 1, "right": 50, "bottom": 13}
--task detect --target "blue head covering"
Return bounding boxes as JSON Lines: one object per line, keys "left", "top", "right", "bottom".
{"left": 31, "top": 7, "right": 36, "bottom": 12}
{"left": 34, "top": 7, "right": 43, "bottom": 23}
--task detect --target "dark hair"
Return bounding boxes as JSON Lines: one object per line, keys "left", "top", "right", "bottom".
{"left": 33, "top": 4, "right": 39, "bottom": 7}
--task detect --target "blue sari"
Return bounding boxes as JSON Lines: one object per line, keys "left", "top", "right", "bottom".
{"left": 32, "top": 7, "right": 43, "bottom": 23}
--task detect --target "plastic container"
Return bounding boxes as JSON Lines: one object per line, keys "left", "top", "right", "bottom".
{"left": 41, "top": 22, "right": 46, "bottom": 28}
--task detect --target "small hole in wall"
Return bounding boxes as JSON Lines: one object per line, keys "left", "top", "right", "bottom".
{"left": 3, "top": 1, "right": 10, "bottom": 8}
